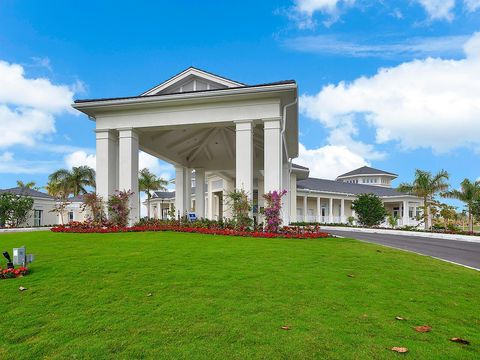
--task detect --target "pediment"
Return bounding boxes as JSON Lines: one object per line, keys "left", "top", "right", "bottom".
{"left": 141, "top": 67, "right": 244, "bottom": 96}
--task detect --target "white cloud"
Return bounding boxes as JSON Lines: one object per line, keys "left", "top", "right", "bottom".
{"left": 416, "top": 0, "right": 455, "bottom": 21}
{"left": 0, "top": 60, "right": 76, "bottom": 149}
{"left": 291, "top": 0, "right": 356, "bottom": 27}
{"left": 0, "top": 151, "right": 59, "bottom": 174}
{"left": 65, "top": 150, "right": 96, "bottom": 169}
{"left": 296, "top": 143, "right": 368, "bottom": 179}
{"left": 464, "top": 0, "right": 480, "bottom": 12}
{"left": 283, "top": 34, "right": 469, "bottom": 58}
{"left": 300, "top": 32, "right": 480, "bottom": 153}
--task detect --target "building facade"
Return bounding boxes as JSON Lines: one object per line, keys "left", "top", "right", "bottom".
{"left": 73, "top": 67, "right": 425, "bottom": 227}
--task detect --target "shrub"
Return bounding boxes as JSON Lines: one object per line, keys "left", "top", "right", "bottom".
{"left": 225, "top": 189, "right": 253, "bottom": 230}
{"left": 352, "top": 193, "right": 388, "bottom": 227}
{"left": 0, "top": 193, "right": 34, "bottom": 228}
{"left": 82, "top": 192, "right": 106, "bottom": 226}
{"left": 262, "top": 190, "right": 287, "bottom": 233}
{"left": 107, "top": 190, "right": 133, "bottom": 227}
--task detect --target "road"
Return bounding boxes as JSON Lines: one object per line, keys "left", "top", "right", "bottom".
{"left": 328, "top": 229, "right": 480, "bottom": 270}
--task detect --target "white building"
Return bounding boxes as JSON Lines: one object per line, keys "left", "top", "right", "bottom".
{"left": 0, "top": 188, "right": 88, "bottom": 227}
{"left": 73, "top": 67, "right": 425, "bottom": 227}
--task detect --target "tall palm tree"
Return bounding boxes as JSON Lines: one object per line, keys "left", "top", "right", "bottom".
{"left": 16, "top": 180, "right": 39, "bottom": 190}
{"left": 49, "top": 166, "right": 96, "bottom": 197}
{"left": 138, "top": 168, "right": 168, "bottom": 218}
{"left": 398, "top": 169, "right": 449, "bottom": 230}
{"left": 443, "top": 179, "right": 480, "bottom": 232}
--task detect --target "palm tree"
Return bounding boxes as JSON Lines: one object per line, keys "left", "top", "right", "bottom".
{"left": 398, "top": 169, "right": 449, "bottom": 230}
{"left": 138, "top": 168, "right": 168, "bottom": 218}
{"left": 49, "top": 166, "right": 96, "bottom": 197}
{"left": 443, "top": 179, "right": 480, "bottom": 232}
{"left": 16, "top": 180, "right": 39, "bottom": 190}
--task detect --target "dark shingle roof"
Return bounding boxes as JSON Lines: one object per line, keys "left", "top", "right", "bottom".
{"left": 336, "top": 166, "right": 397, "bottom": 179}
{"left": 0, "top": 187, "right": 54, "bottom": 199}
{"left": 297, "top": 178, "right": 407, "bottom": 197}
{"left": 152, "top": 191, "right": 175, "bottom": 199}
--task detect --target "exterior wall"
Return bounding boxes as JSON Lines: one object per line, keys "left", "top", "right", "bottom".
{"left": 16, "top": 198, "right": 57, "bottom": 227}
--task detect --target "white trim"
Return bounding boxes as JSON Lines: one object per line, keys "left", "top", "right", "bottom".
{"left": 73, "top": 83, "right": 297, "bottom": 116}
{"left": 140, "top": 68, "right": 244, "bottom": 96}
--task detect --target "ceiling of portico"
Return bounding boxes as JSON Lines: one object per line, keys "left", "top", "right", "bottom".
{"left": 138, "top": 124, "right": 266, "bottom": 174}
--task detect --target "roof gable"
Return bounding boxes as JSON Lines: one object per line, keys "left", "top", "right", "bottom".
{"left": 141, "top": 67, "right": 245, "bottom": 96}
{"left": 336, "top": 166, "right": 398, "bottom": 179}
{"left": 0, "top": 187, "right": 54, "bottom": 200}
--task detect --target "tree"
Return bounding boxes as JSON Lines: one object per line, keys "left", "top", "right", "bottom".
{"left": 16, "top": 180, "right": 39, "bottom": 190}
{"left": 352, "top": 193, "right": 388, "bottom": 227}
{"left": 0, "top": 193, "right": 34, "bottom": 227}
{"left": 398, "top": 169, "right": 449, "bottom": 230}
{"left": 138, "top": 168, "right": 168, "bottom": 218}
{"left": 49, "top": 166, "right": 96, "bottom": 197}
{"left": 45, "top": 180, "right": 70, "bottom": 225}
{"left": 439, "top": 203, "right": 457, "bottom": 228}
{"left": 443, "top": 179, "right": 480, "bottom": 232}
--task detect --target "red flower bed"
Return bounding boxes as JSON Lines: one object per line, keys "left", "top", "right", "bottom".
{"left": 51, "top": 223, "right": 331, "bottom": 239}
{"left": 1, "top": 267, "right": 29, "bottom": 279}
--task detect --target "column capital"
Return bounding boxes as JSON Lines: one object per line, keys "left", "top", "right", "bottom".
{"left": 263, "top": 118, "right": 281, "bottom": 129}
{"left": 117, "top": 128, "right": 139, "bottom": 139}
{"left": 235, "top": 120, "right": 254, "bottom": 131}
{"left": 95, "top": 129, "right": 118, "bottom": 140}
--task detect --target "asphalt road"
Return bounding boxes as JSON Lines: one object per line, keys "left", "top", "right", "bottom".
{"left": 328, "top": 229, "right": 480, "bottom": 270}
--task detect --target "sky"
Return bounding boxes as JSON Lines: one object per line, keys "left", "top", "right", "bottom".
{"left": 0, "top": 0, "right": 479, "bottom": 211}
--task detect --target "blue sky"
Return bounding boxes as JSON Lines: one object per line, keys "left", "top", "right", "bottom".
{"left": 0, "top": 0, "right": 479, "bottom": 209}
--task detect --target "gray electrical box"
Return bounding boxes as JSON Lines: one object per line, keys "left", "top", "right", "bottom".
{"left": 13, "top": 246, "right": 26, "bottom": 266}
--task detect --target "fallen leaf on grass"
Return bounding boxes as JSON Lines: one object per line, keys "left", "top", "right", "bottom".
{"left": 395, "top": 316, "right": 406, "bottom": 321}
{"left": 414, "top": 325, "right": 432, "bottom": 333}
{"left": 362, "top": 314, "right": 368, "bottom": 318}
{"left": 280, "top": 326, "right": 290, "bottom": 330}
{"left": 450, "top": 337, "right": 470, "bottom": 345}
{"left": 146, "top": 293, "right": 153, "bottom": 297}
{"left": 18, "top": 286, "right": 27, "bottom": 291}
{"left": 391, "top": 347, "right": 408, "bottom": 353}
{"left": 347, "top": 274, "right": 355, "bottom": 278}
{"left": 376, "top": 249, "right": 382, "bottom": 253}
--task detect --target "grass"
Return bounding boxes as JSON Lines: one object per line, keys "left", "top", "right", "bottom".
{"left": 0, "top": 231, "right": 479, "bottom": 359}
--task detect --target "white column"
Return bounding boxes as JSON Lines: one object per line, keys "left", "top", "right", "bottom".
{"left": 118, "top": 128, "right": 139, "bottom": 225}
{"left": 185, "top": 168, "right": 192, "bottom": 212}
{"left": 341, "top": 198, "right": 345, "bottom": 223}
{"left": 235, "top": 121, "right": 253, "bottom": 204}
{"left": 264, "top": 118, "right": 282, "bottom": 193}
{"left": 194, "top": 168, "right": 205, "bottom": 219}
{"left": 207, "top": 177, "right": 214, "bottom": 220}
{"left": 95, "top": 130, "right": 118, "bottom": 205}
{"left": 303, "top": 196, "right": 308, "bottom": 222}
{"left": 316, "top": 197, "right": 321, "bottom": 223}
{"left": 329, "top": 198, "right": 333, "bottom": 223}
{"left": 289, "top": 173, "right": 297, "bottom": 223}
{"left": 403, "top": 200, "right": 409, "bottom": 226}
{"left": 175, "top": 166, "right": 185, "bottom": 219}
{"left": 281, "top": 162, "right": 290, "bottom": 224}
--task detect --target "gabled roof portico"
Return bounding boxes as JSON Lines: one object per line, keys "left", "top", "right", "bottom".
{"left": 73, "top": 68, "right": 298, "bottom": 224}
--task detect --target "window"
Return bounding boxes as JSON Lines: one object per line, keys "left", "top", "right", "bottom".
{"left": 409, "top": 207, "right": 414, "bottom": 219}
{"left": 68, "top": 211, "right": 74, "bottom": 222}
{"left": 34, "top": 210, "right": 43, "bottom": 227}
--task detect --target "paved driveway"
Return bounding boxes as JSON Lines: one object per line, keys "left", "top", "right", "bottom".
{"left": 328, "top": 229, "right": 480, "bottom": 270}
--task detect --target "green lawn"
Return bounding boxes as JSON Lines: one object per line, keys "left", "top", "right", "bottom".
{"left": 0, "top": 231, "right": 479, "bottom": 359}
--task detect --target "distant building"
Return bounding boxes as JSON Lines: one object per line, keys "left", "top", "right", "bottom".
{"left": 0, "top": 187, "right": 88, "bottom": 227}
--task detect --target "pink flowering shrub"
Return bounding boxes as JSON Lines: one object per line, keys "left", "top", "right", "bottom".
{"left": 262, "top": 189, "right": 287, "bottom": 233}
{"left": 107, "top": 190, "right": 133, "bottom": 227}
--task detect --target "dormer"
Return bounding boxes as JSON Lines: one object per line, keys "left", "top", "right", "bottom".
{"left": 140, "top": 67, "right": 244, "bottom": 96}
{"left": 336, "top": 166, "right": 398, "bottom": 188}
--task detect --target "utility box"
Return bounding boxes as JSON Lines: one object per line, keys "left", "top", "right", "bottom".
{"left": 13, "top": 247, "right": 26, "bottom": 266}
